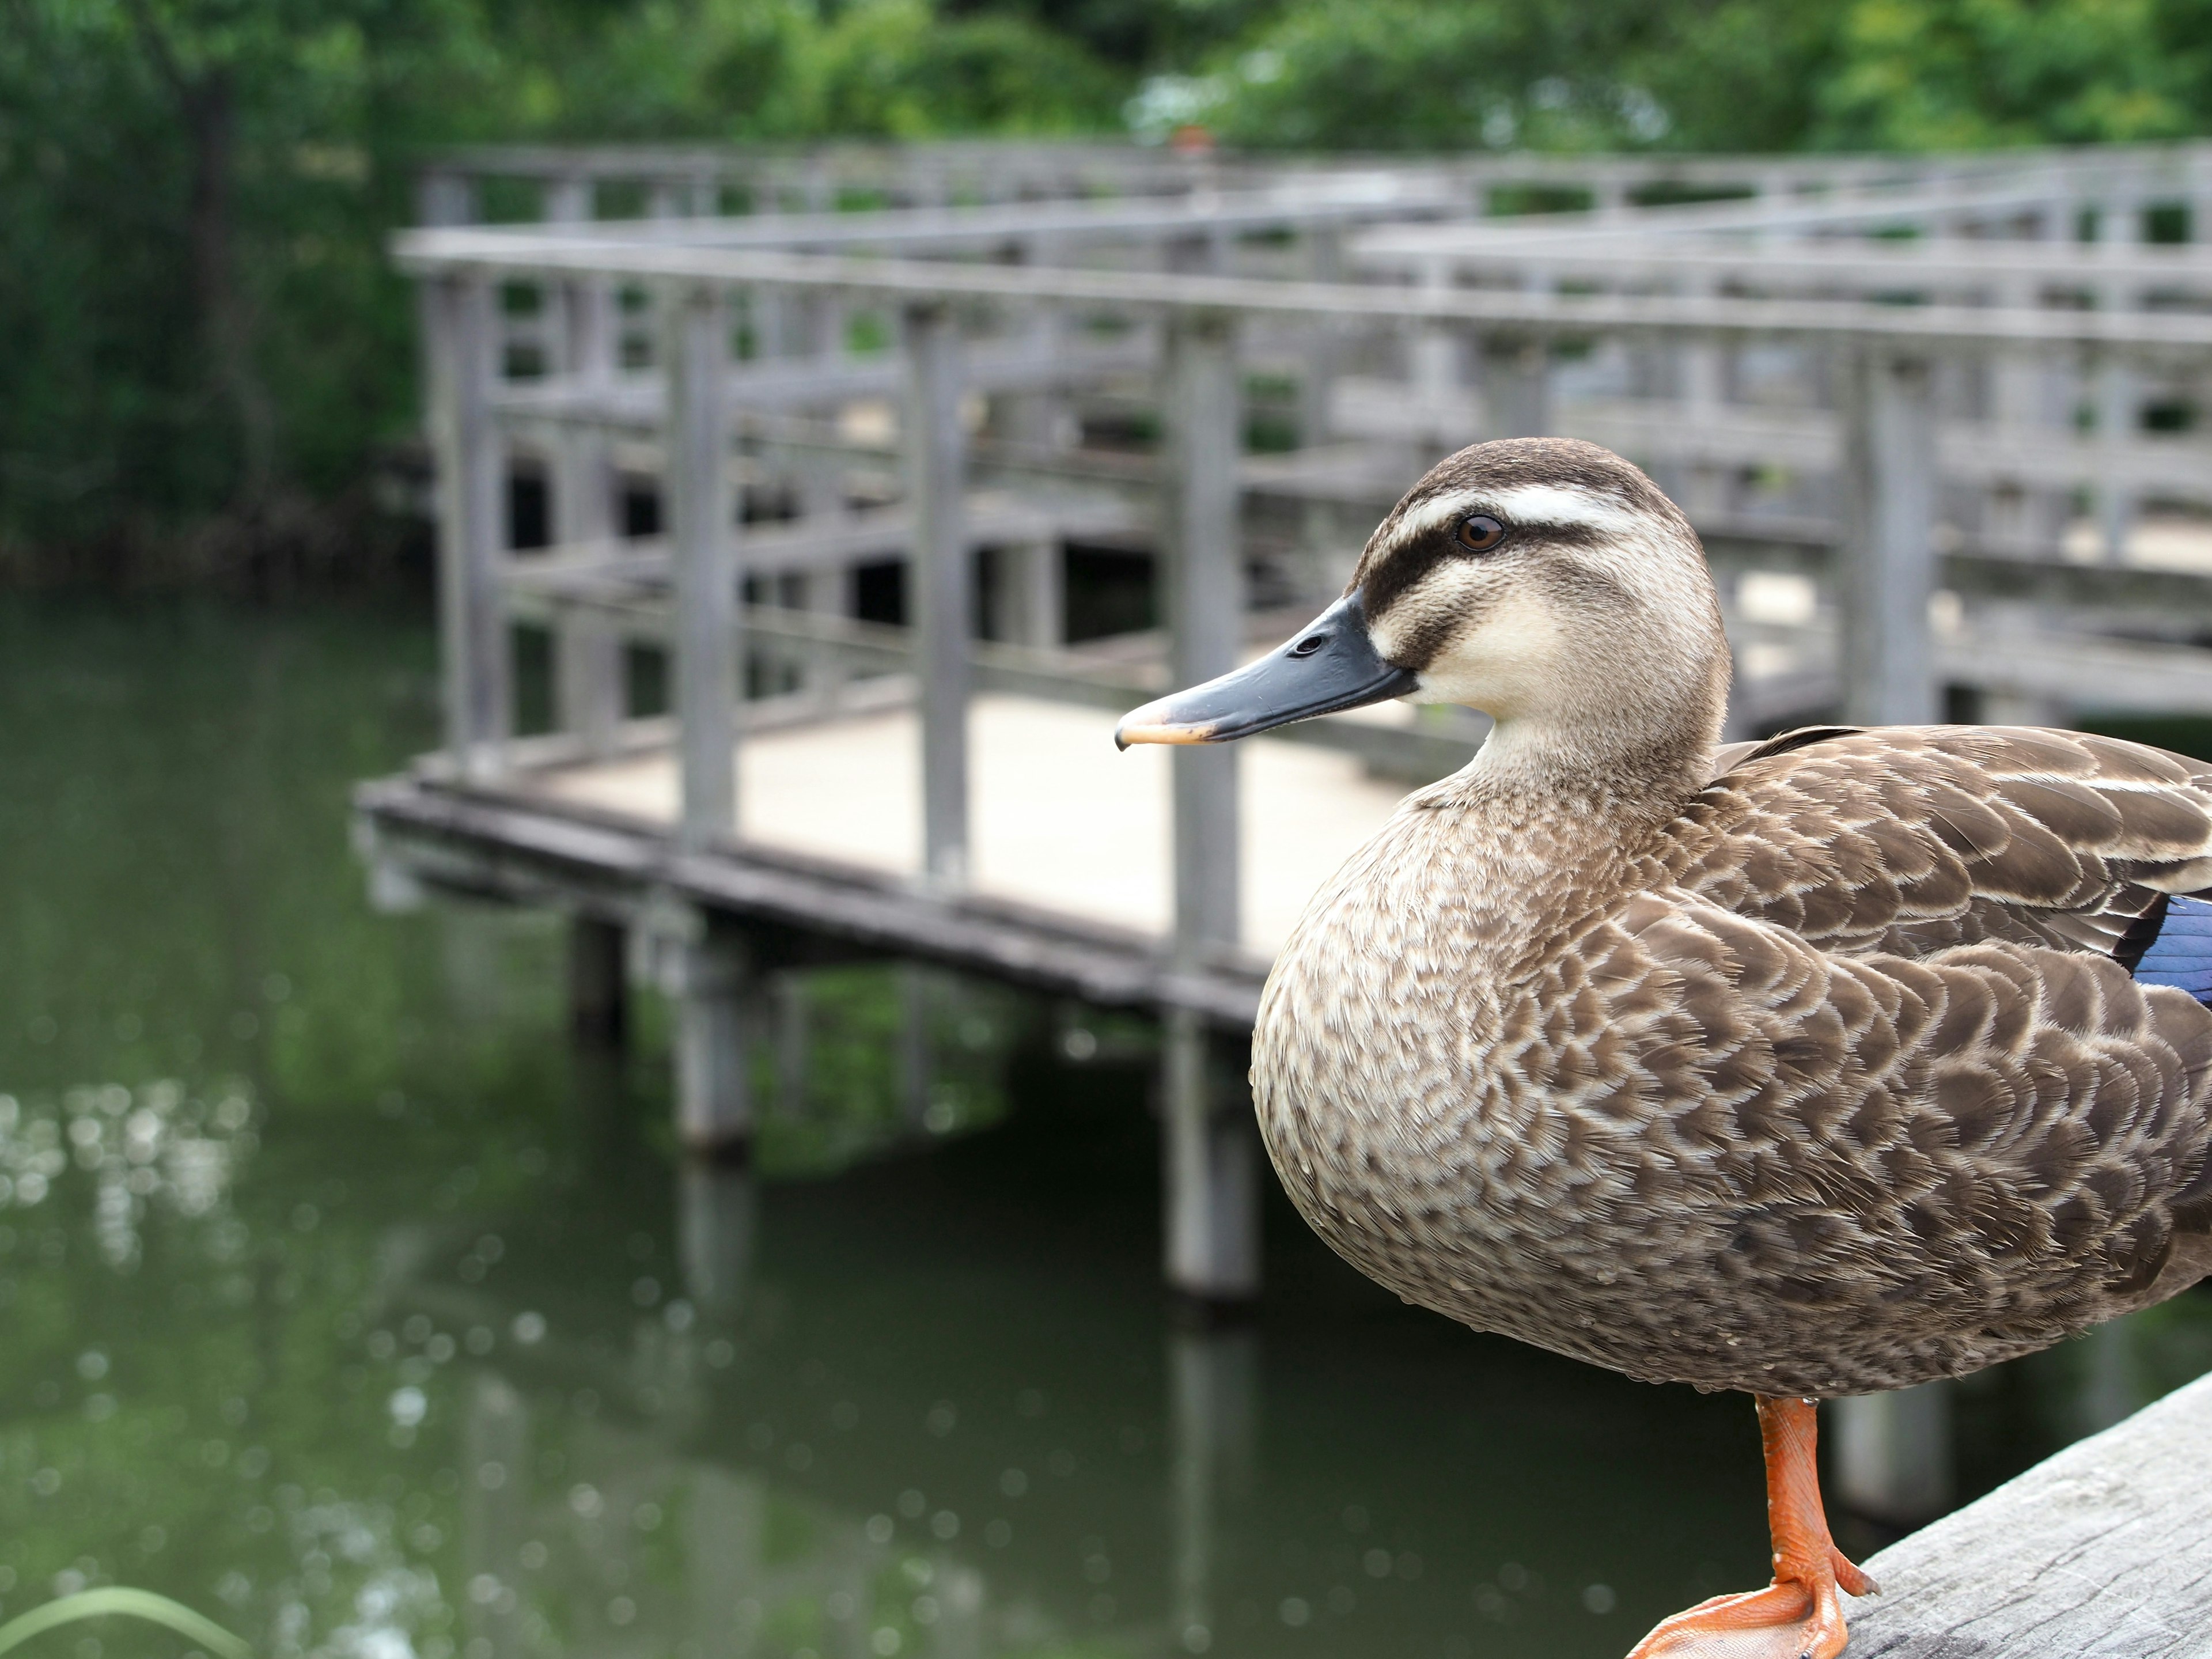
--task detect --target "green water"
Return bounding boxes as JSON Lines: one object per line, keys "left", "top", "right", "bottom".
{"left": 3, "top": 596, "right": 2211, "bottom": 1659}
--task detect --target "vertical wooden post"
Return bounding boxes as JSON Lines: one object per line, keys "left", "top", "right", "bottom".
{"left": 1839, "top": 347, "right": 1939, "bottom": 726}
{"left": 990, "top": 542, "right": 1063, "bottom": 649}
{"left": 416, "top": 168, "right": 478, "bottom": 228}
{"left": 1300, "top": 224, "right": 1343, "bottom": 450}
{"left": 2096, "top": 346, "right": 2138, "bottom": 565}
{"left": 904, "top": 300, "right": 971, "bottom": 888}
{"left": 1164, "top": 311, "right": 1243, "bottom": 955}
{"left": 425, "top": 275, "right": 509, "bottom": 779}
{"left": 1988, "top": 285, "right": 2069, "bottom": 560}
{"left": 545, "top": 175, "right": 624, "bottom": 755}
{"left": 1163, "top": 1011, "right": 1260, "bottom": 1302}
{"left": 666, "top": 286, "right": 738, "bottom": 850}
{"left": 1410, "top": 259, "right": 1462, "bottom": 450}
{"left": 1677, "top": 281, "right": 1729, "bottom": 521}
{"left": 675, "top": 934, "right": 756, "bottom": 1156}
{"left": 1159, "top": 309, "right": 1259, "bottom": 1305}
{"left": 1832, "top": 1384, "right": 1953, "bottom": 1524}
{"left": 568, "top": 914, "right": 628, "bottom": 1047}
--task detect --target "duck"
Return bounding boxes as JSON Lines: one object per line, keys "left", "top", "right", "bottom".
{"left": 1115, "top": 437, "right": 2212, "bottom": 1659}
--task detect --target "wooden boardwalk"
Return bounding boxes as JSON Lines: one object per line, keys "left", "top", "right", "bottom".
{"left": 358, "top": 679, "right": 1442, "bottom": 1029}
{"left": 366, "top": 138, "right": 2212, "bottom": 1328}
{"left": 521, "top": 693, "right": 1408, "bottom": 955}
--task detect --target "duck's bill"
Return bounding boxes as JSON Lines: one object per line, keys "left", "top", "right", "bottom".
{"left": 1115, "top": 593, "right": 1418, "bottom": 749}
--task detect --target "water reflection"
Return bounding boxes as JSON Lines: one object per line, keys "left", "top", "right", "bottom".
{"left": 2, "top": 599, "right": 2211, "bottom": 1659}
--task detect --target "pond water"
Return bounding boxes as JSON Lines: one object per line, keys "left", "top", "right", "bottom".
{"left": 3, "top": 594, "right": 2211, "bottom": 1659}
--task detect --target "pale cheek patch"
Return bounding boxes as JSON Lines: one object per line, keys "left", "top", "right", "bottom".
{"left": 1377, "top": 573, "right": 1568, "bottom": 713}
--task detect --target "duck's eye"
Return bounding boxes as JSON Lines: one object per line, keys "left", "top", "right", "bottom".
{"left": 1289, "top": 634, "right": 1328, "bottom": 658}
{"left": 1456, "top": 514, "right": 1507, "bottom": 554}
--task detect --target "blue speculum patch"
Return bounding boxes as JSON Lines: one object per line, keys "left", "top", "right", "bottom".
{"left": 2134, "top": 894, "right": 2212, "bottom": 1002}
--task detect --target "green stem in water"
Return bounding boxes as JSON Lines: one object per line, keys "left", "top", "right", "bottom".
{"left": 0, "top": 1589, "right": 249, "bottom": 1659}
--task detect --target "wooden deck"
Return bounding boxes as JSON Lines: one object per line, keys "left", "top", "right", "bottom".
{"left": 354, "top": 690, "right": 1431, "bottom": 1031}
{"left": 518, "top": 692, "right": 1408, "bottom": 956}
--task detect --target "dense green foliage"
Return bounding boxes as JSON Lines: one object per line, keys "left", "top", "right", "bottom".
{"left": 6, "top": 0, "right": 2212, "bottom": 574}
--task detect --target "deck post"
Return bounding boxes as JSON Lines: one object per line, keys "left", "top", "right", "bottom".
{"left": 546, "top": 179, "right": 624, "bottom": 755}
{"left": 568, "top": 914, "right": 628, "bottom": 1047}
{"left": 904, "top": 300, "right": 971, "bottom": 888}
{"left": 1839, "top": 347, "right": 1939, "bottom": 726}
{"left": 1300, "top": 223, "right": 1343, "bottom": 448}
{"left": 424, "top": 274, "right": 510, "bottom": 779}
{"left": 1158, "top": 309, "right": 1259, "bottom": 1303}
{"left": 2095, "top": 344, "right": 2138, "bottom": 564}
{"left": 665, "top": 285, "right": 738, "bottom": 849}
{"left": 1411, "top": 260, "right": 1463, "bottom": 450}
{"left": 1832, "top": 1382, "right": 1955, "bottom": 1524}
{"left": 1164, "top": 310, "right": 1243, "bottom": 955}
{"left": 988, "top": 542, "right": 1063, "bottom": 648}
{"left": 674, "top": 933, "right": 757, "bottom": 1157}
{"left": 1163, "top": 1011, "right": 1260, "bottom": 1302}
{"left": 1677, "top": 285, "right": 1729, "bottom": 521}
{"left": 415, "top": 167, "right": 478, "bottom": 228}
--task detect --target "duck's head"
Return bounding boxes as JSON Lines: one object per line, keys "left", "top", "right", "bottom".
{"left": 1116, "top": 437, "right": 1730, "bottom": 780}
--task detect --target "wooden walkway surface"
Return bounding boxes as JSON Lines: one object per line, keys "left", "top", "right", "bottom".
{"left": 521, "top": 692, "right": 1410, "bottom": 956}
{"left": 355, "top": 690, "right": 1431, "bottom": 1026}
{"left": 1850, "top": 1369, "right": 2212, "bottom": 1657}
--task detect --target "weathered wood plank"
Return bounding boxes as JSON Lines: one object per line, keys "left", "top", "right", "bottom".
{"left": 1849, "top": 1370, "right": 2212, "bottom": 1657}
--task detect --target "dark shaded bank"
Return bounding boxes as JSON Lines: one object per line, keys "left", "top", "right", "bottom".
{"left": 0, "top": 489, "right": 434, "bottom": 596}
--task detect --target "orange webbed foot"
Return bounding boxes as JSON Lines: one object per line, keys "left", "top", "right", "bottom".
{"left": 1623, "top": 1397, "right": 1877, "bottom": 1659}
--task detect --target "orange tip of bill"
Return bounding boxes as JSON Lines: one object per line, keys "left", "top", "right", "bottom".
{"left": 1113, "top": 710, "right": 1216, "bottom": 750}
{"left": 1114, "top": 724, "right": 1214, "bottom": 749}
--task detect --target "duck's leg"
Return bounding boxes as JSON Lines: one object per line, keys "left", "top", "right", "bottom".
{"left": 1625, "top": 1396, "right": 1877, "bottom": 1659}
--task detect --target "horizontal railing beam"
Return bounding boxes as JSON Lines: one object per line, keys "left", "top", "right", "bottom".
{"left": 392, "top": 232, "right": 2212, "bottom": 353}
